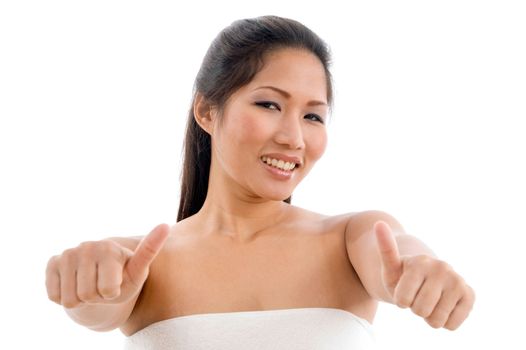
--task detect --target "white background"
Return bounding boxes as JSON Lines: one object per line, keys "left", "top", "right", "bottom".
{"left": 1, "top": 0, "right": 525, "bottom": 348}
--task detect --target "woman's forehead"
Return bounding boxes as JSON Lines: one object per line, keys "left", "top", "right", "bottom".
{"left": 258, "top": 48, "right": 324, "bottom": 76}
{"left": 244, "top": 49, "right": 328, "bottom": 99}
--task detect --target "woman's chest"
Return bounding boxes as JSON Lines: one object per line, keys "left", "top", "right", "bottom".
{"left": 168, "top": 234, "right": 351, "bottom": 308}
{"left": 125, "top": 222, "right": 374, "bottom": 334}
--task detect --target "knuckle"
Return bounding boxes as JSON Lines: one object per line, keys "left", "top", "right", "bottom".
{"left": 412, "top": 304, "right": 433, "bottom": 318}
{"left": 47, "top": 292, "right": 60, "bottom": 304}
{"left": 426, "top": 316, "right": 445, "bottom": 329}
{"left": 61, "top": 248, "right": 78, "bottom": 264}
{"left": 435, "top": 260, "right": 452, "bottom": 274}
{"left": 445, "top": 320, "right": 461, "bottom": 331}
{"left": 447, "top": 275, "right": 470, "bottom": 298}
{"left": 405, "top": 255, "right": 431, "bottom": 271}
{"left": 395, "top": 295, "right": 412, "bottom": 308}
{"left": 416, "top": 255, "right": 432, "bottom": 265}
{"left": 77, "top": 289, "right": 96, "bottom": 302}
{"left": 62, "top": 299, "right": 80, "bottom": 309}
{"left": 78, "top": 241, "right": 98, "bottom": 254}
{"left": 97, "top": 240, "right": 119, "bottom": 254}
{"left": 426, "top": 303, "right": 452, "bottom": 328}
{"left": 78, "top": 241, "right": 124, "bottom": 266}
{"left": 396, "top": 300, "right": 410, "bottom": 309}
{"left": 78, "top": 241, "right": 104, "bottom": 258}
{"left": 424, "top": 259, "right": 451, "bottom": 279}
{"left": 46, "top": 255, "right": 59, "bottom": 271}
{"left": 79, "top": 240, "right": 119, "bottom": 256}
{"left": 452, "top": 271, "right": 464, "bottom": 283}
{"left": 98, "top": 286, "right": 120, "bottom": 299}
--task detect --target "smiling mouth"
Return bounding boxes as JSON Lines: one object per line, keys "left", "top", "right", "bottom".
{"left": 260, "top": 156, "right": 298, "bottom": 171}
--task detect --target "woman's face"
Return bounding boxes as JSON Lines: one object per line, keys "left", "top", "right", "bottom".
{"left": 210, "top": 48, "right": 329, "bottom": 201}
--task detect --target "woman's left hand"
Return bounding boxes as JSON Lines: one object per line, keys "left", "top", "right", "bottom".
{"left": 374, "top": 221, "right": 475, "bottom": 330}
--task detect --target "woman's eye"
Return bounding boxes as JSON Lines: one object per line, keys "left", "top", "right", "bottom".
{"left": 305, "top": 113, "right": 324, "bottom": 124}
{"left": 255, "top": 101, "right": 280, "bottom": 111}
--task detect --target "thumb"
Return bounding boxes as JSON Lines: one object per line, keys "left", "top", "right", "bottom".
{"left": 375, "top": 220, "right": 402, "bottom": 292}
{"left": 125, "top": 223, "right": 170, "bottom": 284}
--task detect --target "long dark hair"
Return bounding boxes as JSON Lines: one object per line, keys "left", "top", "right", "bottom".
{"left": 177, "top": 15, "right": 333, "bottom": 222}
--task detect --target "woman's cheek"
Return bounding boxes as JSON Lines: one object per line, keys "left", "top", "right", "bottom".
{"left": 308, "top": 128, "right": 328, "bottom": 161}
{"left": 238, "top": 114, "right": 268, "bottom": 143}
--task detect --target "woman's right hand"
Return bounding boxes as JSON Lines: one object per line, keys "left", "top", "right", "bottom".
{"left": 46, "top": 223, "right": 170, "bottom": 309}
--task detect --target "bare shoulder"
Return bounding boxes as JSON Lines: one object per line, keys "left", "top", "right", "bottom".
{"left": 288, "top": 207, "right": 379, "bottom": 320}
{"left": 286, "top": 204, "right": 356, "bottom": 224}
{"left": 344, "top": 210, "right": 407, "bottom": 242}
{"left": 282, "top": 205, "right": 369, "bottom": 238}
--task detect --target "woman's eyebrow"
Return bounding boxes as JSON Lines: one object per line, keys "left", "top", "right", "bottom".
{"left": 252, "top": 85, "right": 328, "bottom": 107}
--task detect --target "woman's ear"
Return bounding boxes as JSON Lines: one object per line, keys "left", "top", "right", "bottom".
{"left": 193, "top": 92, "right": 217, "bottom": 135}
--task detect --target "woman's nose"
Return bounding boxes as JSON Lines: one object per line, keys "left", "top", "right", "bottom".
{"left": 274, "top": 115, "right": 305, "bottom": 150}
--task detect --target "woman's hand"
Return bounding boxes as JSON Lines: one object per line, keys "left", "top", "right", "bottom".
{"left": 375, "top": 221, "right": 475, "bottom": 330}
{"left": 46, "top": 223, "right": 170, "bottom": 309}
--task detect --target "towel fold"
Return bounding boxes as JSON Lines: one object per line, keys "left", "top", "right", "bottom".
{"left": 123, "top": 307, "right": 376, "bottom": 350}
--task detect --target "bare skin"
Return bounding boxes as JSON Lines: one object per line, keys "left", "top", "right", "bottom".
{"left": 46, "top": 47, "right": 474, "bottom": 337}
{"left": 121, "top": 207, "right": 376, "bottom": 336}
{"left": 120, "top": 48, "right": 381, "bottom": 335}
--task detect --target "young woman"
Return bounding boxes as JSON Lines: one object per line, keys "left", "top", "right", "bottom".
{"left": 45, "top": 15, "right": 475, "bottom": 349}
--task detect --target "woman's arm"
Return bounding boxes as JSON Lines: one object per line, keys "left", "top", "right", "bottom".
{"left": 345, "top": 210, "right": 475, "bottom": 330}
{"left": 61, "top": 236, "right": 142, "bottom": 332}
{"left": 46, "top": 225, "right": 170, "bottom": 331}
{"left": 64, "top": 294, "right": 141, "bottom": 332}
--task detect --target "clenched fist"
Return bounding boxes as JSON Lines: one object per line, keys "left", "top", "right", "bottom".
{"left": 46, "top": 223, "right": 170, "bottom": 309}
{"left": 374, "top": 221, "right": 475, "bottom": 330}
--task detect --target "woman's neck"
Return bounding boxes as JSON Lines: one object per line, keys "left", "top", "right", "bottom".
{"left": 194, "top": 192, "right": 292, "bottom": 243}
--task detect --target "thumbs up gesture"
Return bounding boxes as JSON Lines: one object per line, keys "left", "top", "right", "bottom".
{"left": 46, "top": 223, "right": 170, "bottom": 309}
{"left": 374, "top": 221, "right": 475, "bottom": 330}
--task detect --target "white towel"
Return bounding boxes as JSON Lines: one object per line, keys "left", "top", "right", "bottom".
{"left": 124, "top": 307, "right": 376, "bottom": 350}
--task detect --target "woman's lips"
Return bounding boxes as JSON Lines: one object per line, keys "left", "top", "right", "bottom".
{"left": 260, "top": 158, "right": 294, "bottom": 180}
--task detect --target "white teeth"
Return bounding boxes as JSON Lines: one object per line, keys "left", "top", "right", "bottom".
{"left": 261, "top": 156, "right": 297, "bottom": 171}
